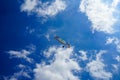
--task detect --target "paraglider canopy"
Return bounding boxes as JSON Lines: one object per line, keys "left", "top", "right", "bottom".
{"left": 54, "top": 36, "right": 70, "bottom": 48}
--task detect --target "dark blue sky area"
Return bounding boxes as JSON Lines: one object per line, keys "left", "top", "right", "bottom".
{"left": 0, "top": 0, "right": 37, "bottom": 76}
{"left": 0, "top": 0, "right": 42, "bottom": 50}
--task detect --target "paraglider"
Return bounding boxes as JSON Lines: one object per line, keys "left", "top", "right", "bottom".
{"left": 54, "top": 36, "right": 70, "bottom": 48}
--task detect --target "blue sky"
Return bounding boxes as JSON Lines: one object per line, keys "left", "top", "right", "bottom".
{"left": 0, "top": 0, "right": 120, "bottom": 80}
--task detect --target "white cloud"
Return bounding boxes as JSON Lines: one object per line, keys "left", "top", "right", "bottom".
{"left": 114, "top": 41, "right": 120, "bottom": 53}
{"left": 111, "top": 0, "right": 120, "bottom": 7}
{"left": 86, "top": 50, "right": 112, "bottom": 80}
{"left": 26, "top": 44, "right": 36, "bottom": 52}
{"left": 25, "top": 26, "right": 36, "bottom": 35}
{"left": 21, "top": 0, "right": 67, "bottom": 17}
{"left": 45, "top": 33, "right": 50, "bottom": 41}
{"left": 79, "top": 50, "right": 88, "bottom": 61}
{"left": 43, "top": 46, "right": 57, "bottom": 58}
{"left": 9, "top": 70, "right": 31, "bottom": 80}
{"left": 18, "top": 64, "right": 26, "bottom": 69}
{"left": 8, "top": 49, "right": 33, "bottom": 63}
{"left": 34, "top": 46, "right": 81, "bottom": 80}
{"left": 105, "top": 37, "right": 115, "bottom": 44}
{"left": 115, "top": 55, "right": 120, "bottom": 62}
{"left": 79, "top": 0, "right": 120, "bottom": 34}
{"left": 5, "top": 63, "right": 32, "bottom": 80}
{"left": 96, "top": 50, "right": 106, "bottom": 61}
{"left": 21, "top": 0, "right": 37, "bottom": 13}
{"left": 45, "top": 29, "right": 57, "bottom": 41}
{"left": 112, "top": 64, "right": 118, "bottom": 71}
{"left": 106, "top": 37, "right": 120, "bottom": 53}
{"left": 3, "top": 67, "right": 31, "bottom": 80}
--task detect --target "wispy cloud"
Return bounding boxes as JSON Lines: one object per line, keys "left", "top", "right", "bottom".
{"left": 17, "top": 64, "right": 26, "bottom": 69}
{"left": 4, "top": 64, "right": 31, "bottom": 80}
{"left": 21, "top": 0, "right": 67, "bottom": 17}
{"left": 112, "top": 64, "right": 119, "bottom": 72}
{"left": 34, "top": 46, "right": 81, "bottom": 80}
{"left": 105, "top": 37, "right": 115, "bottom": 44}
{"left": 8, "top": 49, "right": 33, "bottom": 63}
{"left": 79, "top": 50, "right": 88, "bottom": 61}
{"left": 45, "top": 29, "right": 57, "bottom": 41}
{"left": 115, "top": 55, "right": 120, "bottom": 62}
{"left": 106, "top": 37, "right": 120, "bottom": 53}
{"left": 8, "top": 70, "right": 31, "bottom": 80}
{"left": 26, "top": 26, "right": 35, "bottom": 34}
{"left": 86, "top": 50, "right": 112, "bottom": 80}
{"left": 79, "top": 0, "right": 120, "bottom": 34}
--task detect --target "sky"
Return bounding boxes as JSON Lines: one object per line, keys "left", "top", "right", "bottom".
{"left": 0, "top": 0, "right": 120, "bottom": 80}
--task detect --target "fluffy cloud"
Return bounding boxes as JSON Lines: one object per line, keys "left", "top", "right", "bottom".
{"left": 86, "top": 50, "right": 112, "bottom": 80}
{"left": 21, "top": 0, "right": 67, "bottom": 17}
{"left": 79, "top": 0, "right": 120, "bottom": 34}
{"left": 34, "top": 46, "right": 81, "bottom": 80}
{"left": 21, "top": 0, "right": 37, "bottom": 12}
{"left": 8, "top": 49, "right": 33, "bottom": 63}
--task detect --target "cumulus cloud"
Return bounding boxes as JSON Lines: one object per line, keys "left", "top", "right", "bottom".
{"left": 8, "top": 49, "right": 33, "bottom": 63}
{"left": 34, "top": 46, "right": 81, "bottom": 80}
{"left": 86, "top": 50, "right": 112, "bottom": 80}
{"left": 21, "top": 0, "right": 67, "bottom": 17}
{"left": 79, "top": 0, "right": 120, "bottom": 34}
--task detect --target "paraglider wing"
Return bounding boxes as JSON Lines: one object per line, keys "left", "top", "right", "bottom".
{"left": 54, "top": 36, "right": 67, "bottom": 44}
{"left": 54, "top": 36, "right": 70, "bottom": 48}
